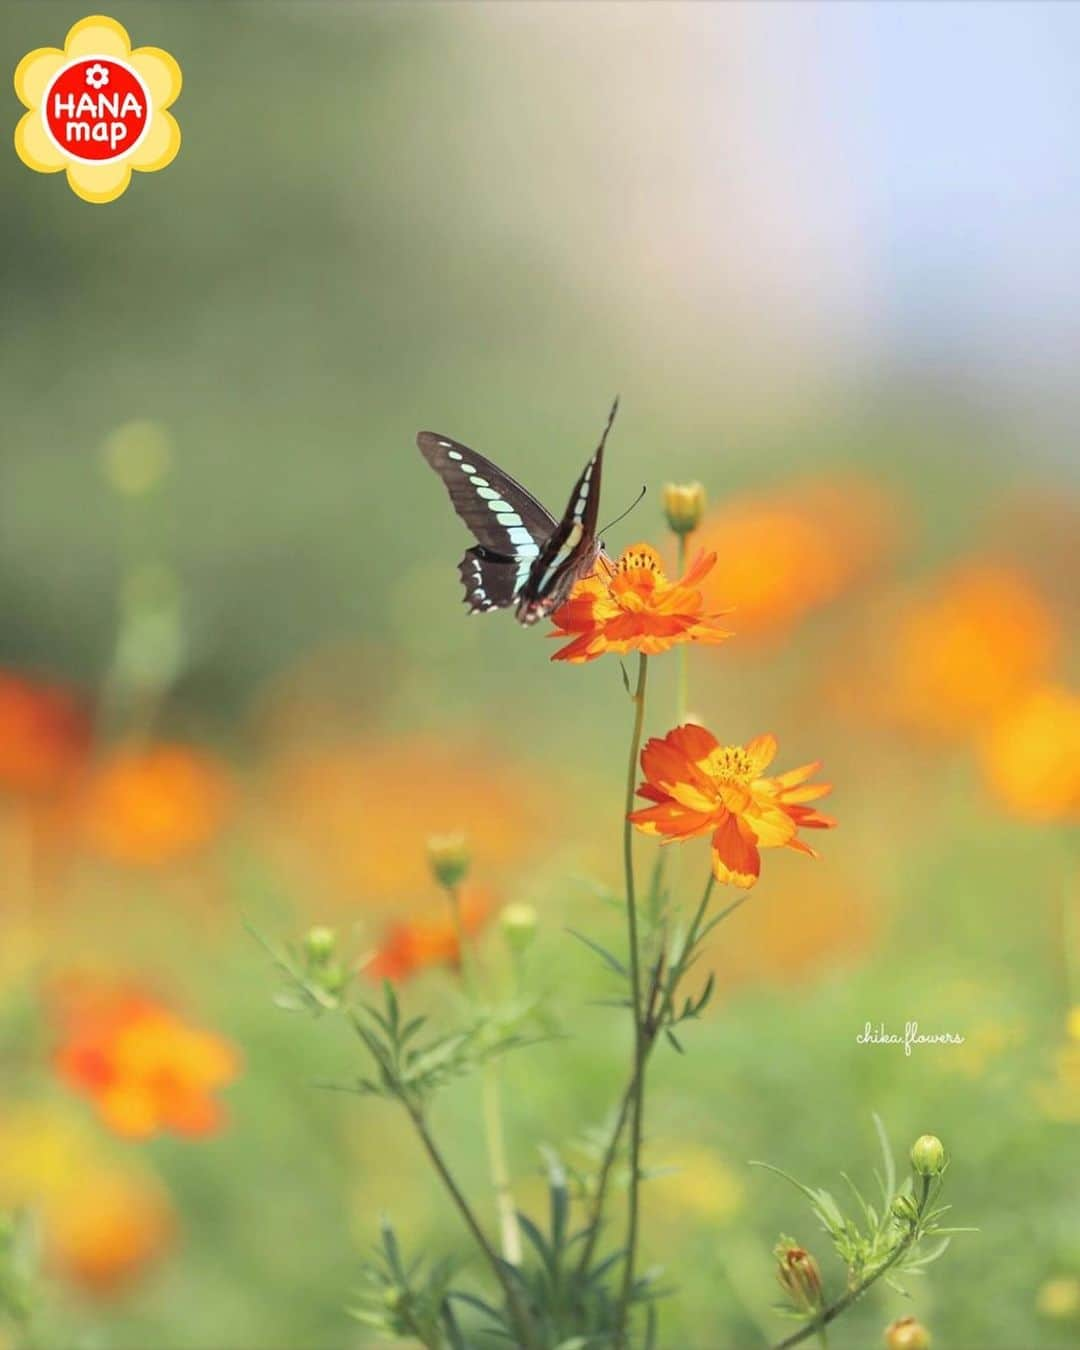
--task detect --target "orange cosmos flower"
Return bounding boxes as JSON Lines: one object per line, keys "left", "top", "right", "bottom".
{"left": 694, "top": 476, "right": 900, "bottom": 642}
{"left": 876, "top": 563, "right": 1058, "bottom": 739}
{"left": 549, "top": 544, "right": 732, "bottom": 663}
{"left": 49, "top": 1167, "right": 175, "bottom": 1293}
{"left": 80, "top": 743, "right": 232, "bottom": 866}
{"left": 54, "top": 984, "right": 239, "bottom": 1139}
{"left": 367, "top": 888, "right": 491, "bottom": 982}
{"left": 0, "top": 1105, "right": 174, "bottom": 1295}
{"left": 0, "top": 670, "right": 91, "bottom": 798}
{"left": 628, "top": 723, "right": 835, "bottom": 888}
{"left": 263, "top": 736, "right": 557, "bottom": 907}
{"left": 979, "top": 684, "right": 1080, "bottom": 822}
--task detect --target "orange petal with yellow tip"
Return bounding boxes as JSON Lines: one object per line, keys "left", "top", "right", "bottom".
{"left": 710, "top": 813, "right": 761, "bottom": 888}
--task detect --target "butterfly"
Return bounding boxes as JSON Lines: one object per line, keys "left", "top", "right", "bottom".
{"left": 417, "top": 400, "right": 618, "bottom": 625}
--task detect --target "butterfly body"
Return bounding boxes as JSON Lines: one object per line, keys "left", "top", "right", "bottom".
{"left": 417, "top": 400, "right": 617, "bottom": 625}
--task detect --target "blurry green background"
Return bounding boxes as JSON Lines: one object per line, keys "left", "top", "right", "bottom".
{"left": 1, "top": 3, "right": 1078, "bottom": 1348}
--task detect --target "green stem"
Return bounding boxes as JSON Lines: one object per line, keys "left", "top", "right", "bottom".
{"left": 770, "top": 1181, "right": 931, "bottom": 1350}
{"left": 577, "top": 869, "right": 744, "bottom": 1282}
{"left": 482, "top": 1062, "right": 522, "bottom": 1264}
{"left": 675, "top": 533, "right": 689, "bottom": 724}
{"left": 614, "top": 653, "right": 649, "bottom": 1347}
{"left": 405, "top": 1103, "right": 539, "bottom": 1350}
{"left": 442, "top": 882, "right": 520, "bottom": 1265}
{"left": 444, "top": 883, "right": 474, "bottom": 995}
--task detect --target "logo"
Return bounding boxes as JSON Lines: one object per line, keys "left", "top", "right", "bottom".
{"left": 14, "top": 14, "right": 181, "bottom": 203}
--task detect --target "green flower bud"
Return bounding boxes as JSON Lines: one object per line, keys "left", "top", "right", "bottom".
{"left": 662, "top": 481, "right": 707, "bottom": 536}
{"left": 500, "top": 903, "right": 538, "bottom": 952}
{"left": 891, "top": 1193, "right": 920, "bottom": 1226}
{"left": 303, "top": 926, "right": 337, "bottom": 965}
{"left": 910, "top": 1134, "right": 945, "bottom": 1178}
{"left": 319, "top": 961, "right": 346, "bottom": 997}
{"left": 884, "top": 1315, "right": 931, "bottom": 1350}
{"left": 427, "top": 833, "right": 470, "bottom": 889}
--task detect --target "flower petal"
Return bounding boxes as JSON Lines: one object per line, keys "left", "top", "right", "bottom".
{"left": 744, "top": 733, "right": 778, "bottom": 775}
{"left": 65, "top": 15, "right": 131, "bottom": 60}
{"left": 710, "top": 813, "right": 761, "bottom": 888}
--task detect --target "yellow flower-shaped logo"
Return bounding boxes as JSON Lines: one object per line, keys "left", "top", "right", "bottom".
{"left": 14, "top": 14, "right": 180, "bottom": 204}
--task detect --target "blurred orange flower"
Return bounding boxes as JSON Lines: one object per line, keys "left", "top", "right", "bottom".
{"left": 263, "top": 737, "right": 556, "bottom": 906}
{"left": 0, "top": 1105, "right": 174, "bottom": 1294}
{"left": 703, "top": 865, "right": 875, "bottom": 989}
{"left": 979, "top": 684, "right": 1080, "bottom": 822}
{"left": 876, "top": 563, "right": 1059, "bottom": 738}
{"left": 694, "top": 476, "right": 899, "bottom": 641}
{"left": 80, "top": 743, "right": 233, "bottom": 866}
{"left": 549, "top": 544, "right": 732, "bottom": 663}
{"left": 367, "top": 888, "right": 491, "bottom": 982}
{"left": 629, "top": 723, "right": 835, "bottom": 888}
{"left": 49, "top": 1168, "right": 174, "bottom": 1293}
{"left": 54, "top": 983, "right": 239, "bottom": 1138}
{"left": 0, "top": 671, "right": 91, "bottom": 798}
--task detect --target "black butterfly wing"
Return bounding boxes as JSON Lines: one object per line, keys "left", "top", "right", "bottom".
{"left": 516, "top": 398, "right": 616, "bottom": 622}
{"left": 418, "top": 432, "right": 558, "bottom": 612}
{"left": 417, "top": 433, "right": 556, "bottom": 553}
{"left": 457, "top": 547, "right": 522, "bottom": 614}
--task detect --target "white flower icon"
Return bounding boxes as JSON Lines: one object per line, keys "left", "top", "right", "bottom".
{"left": 85, "top": 63, "right": 109, "bottom": 90}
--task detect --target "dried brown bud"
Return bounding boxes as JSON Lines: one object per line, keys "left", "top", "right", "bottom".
{"left": 774, "top": 1238, "right": 823, "bottom": 1311}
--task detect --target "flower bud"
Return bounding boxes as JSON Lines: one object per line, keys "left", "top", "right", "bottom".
{"left": 890, "top": 1193, "right": 920, "bottom": 1226}
{"left": 319, "top": 961, "right": 346, "bottom": 998}
{"left": 774, "top": 1238, "right": 823, "bottom": 1311}
{"left": 662, "top": 481, "right": 707, "bottom": 536}
{"left": 910, "top": 1134, "right": 945, "bottom": 1178}
{"left": 427, "top": 833, "right": 470, "bottom": 889}
{"left": 884, "top": 1316, "right": 931, "bottom": 1349}
{"left": 303, "top": 926, "right": 337, "bottom": 966}
{"left": 500, "top": 903, "right": 538, "bottom": 953}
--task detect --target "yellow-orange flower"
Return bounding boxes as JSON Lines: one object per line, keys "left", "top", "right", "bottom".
{"left": 367, "top": 888, "right": 491, "bottom": 982}
{"left": 0, "top": 671, "right": 91, "bottom": 798}
{"left": 876, "top": 563, "right": 1059, "bottom": 738}
{"left": 80, "top": 743, "right": 232, "bottom": 866}
{"left": 549, "top": 544, "right": 732, "bottom": 663}
{"left": 49, "top": 1168, "right": 175, "bottom": 1293}
{"left": 262, "top": 736, "right": 558, "bottom": 907}
{"left": 979, "top": 684, "right": 1080, "bottom": 822}
{"left": 694, "top": 476, "right": 899, "bottom": 641}
{"left": 629, "top": 723, "right": 835, "bottom": 888}
{"left": 0, "top": 1105, "right": 174, "bottom": 1295}
{"left": 54, "top": 984, "right": 239, "bottom": 1139}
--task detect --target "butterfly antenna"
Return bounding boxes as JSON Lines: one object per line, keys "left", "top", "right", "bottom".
{"left": 598, "top": 483, "right": 647, "bottom": 536}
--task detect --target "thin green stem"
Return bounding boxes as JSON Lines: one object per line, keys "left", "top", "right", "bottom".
{"left": 442, "top": 882, "right": 520, "bottom": 1265}
{"left": 405, "top": 1103, "right": 539, "bottom": 1350}
{"left": 443, "top": 882, "right": 474, "bottom": 995}
{"left": 577, "top": 868, "right": 745, "bottom": 1283}
{"left": 675, "top": 533, "right": 689, "bottom": 725}
{"left": 614, "top": 652, "right": 649, "bottom": 1347}
{"left": 482, "top": 1062, "right": 522, "bottom": 1264}
{"left": 770, "top": 1179, "right": 931, "bottom": 1350}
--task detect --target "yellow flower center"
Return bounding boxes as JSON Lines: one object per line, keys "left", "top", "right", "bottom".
{"left": 618, "top": 546, "right": 665, "bottom": 579}
{"left": 709, "top": 745, "right": 755, "bottom": 785}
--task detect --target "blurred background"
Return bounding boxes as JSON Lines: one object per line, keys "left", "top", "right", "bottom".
{"left": 2, "top": 2, "right": 1078, "bottom": 1346}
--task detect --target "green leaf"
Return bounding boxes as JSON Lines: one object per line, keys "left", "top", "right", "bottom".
{"left": 565, "top": 928, "right": 628, "bottom": 977}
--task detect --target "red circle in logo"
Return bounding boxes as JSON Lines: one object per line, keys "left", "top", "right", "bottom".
{"left": 43, "top": 58, "right": 150, "bottom": 164}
